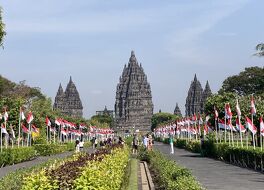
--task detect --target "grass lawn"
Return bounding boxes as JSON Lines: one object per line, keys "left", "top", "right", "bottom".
{"left": 127, "top": 157, "right": 138, "bottom": 190}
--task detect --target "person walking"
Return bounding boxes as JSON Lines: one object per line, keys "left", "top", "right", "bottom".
{"left": 75, "top": 138, "right": 80, "bottom": 153}
{"left": 148, "top": 134, "right": 153, "bottom": 151}
{"left": 143, "top": 135, "right": 148, "bottom": 150}
{"left": 132, "top": 134, "right": 139, "bottom": 154}
{"left": 79, "top": 139, "right": 84, "bottom": 152}
{"left": 169, "top": 134, "right": 174, "bottom": 154}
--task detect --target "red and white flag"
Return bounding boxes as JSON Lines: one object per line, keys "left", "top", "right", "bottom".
{"left": 1, "top": 124, "right": 8, "bottom": 134}
{"left": 20, "top": 108, "right": 26, "bottom": 120}
{"left": 22, "top": 124, "right": 29, "bottom": 133}
{"left": 260, "top": 116, "right": 264, "bottom": 137}
{"left": 235, "top": 118, "right": 246, "bottom": 133}
{"left": 204, "top": 124, "right": 208, "bottom": 135}
{"left": 214, "top": 106, "right": 219, "bottom": 119}
{"left": 26, "top": 112, "right": 34, "bottom": 124}
{"left": 225, "top": 103, "right": 232, "bottom": 119}
{"left": 32, "top": 125, "right": 39, "bottom": 133}
{"left": 236, "top": 99, "right": 241, "bottom": 117}
{"left": 55, "top": 118, "right": 61, "bottom": 126}
{"left": 46, "top": 117, "right": 51, "bottom": 126}
{"left": 250, "top": 95, "right": 257, "bottom": 115}
{"left": 245, "top": 116, "right": 257, "bottom": 135}
{"left": 61, "top": 128, "right": 67, "bottom": 136}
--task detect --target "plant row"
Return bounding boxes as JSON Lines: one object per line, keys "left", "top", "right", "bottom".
{"left": 21, "top": 144, "right": 129, "bottom": 190}
{"left": 0, "top": 142, "right": 77, "bottom": 167}
{"left": 139, "top": 148, "right": 202, "bottom": 190}
{"left": 156, "top": 137, "right": 264, "bottom": 172}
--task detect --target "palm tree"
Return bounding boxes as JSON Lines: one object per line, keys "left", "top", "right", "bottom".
{"left": 254, "top": 43, "right": 264, "bottom": 57}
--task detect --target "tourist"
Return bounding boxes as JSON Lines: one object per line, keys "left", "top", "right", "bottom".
{"left": 94, "top": 137, "right": 98, "bottom": 148}
{"left": 132, "top": 134, "right": 139, "bottom": 154}
{"left": 79, "top": 139, "right": 84, "bottom": 152}
{"left": 118, "top": 136, "right": 124, "bottom": 145}
{"left": 148, "top": 134, "right": 153, "bottom": 151}
{"left": 75, "top": 138, "right": 80, "bottom": 153}
{"left": 143, "top": 135, "right": 148, "bottom": 150}
{"left": 169, "top": 134, "right": 174, "bottom": 154}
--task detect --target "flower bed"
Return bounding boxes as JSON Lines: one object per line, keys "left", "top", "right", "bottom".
{"left": 139, "top": 149, "right": 202, "bottom": 190}
{"left": 21, "top": 144, "right": 129, "bottom": 189}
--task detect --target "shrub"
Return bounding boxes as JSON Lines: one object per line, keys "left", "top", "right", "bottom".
{"left": 0, "top": 147, "right": 36, "bottom": 167}
{"left": 74, "top": 147, "right": 130, "bottom": 190}
{"left": 33, "top": 143, "right": 75, "bottom": 156}
{"left": 145, "top": 150, "right": 202, "bottom": 190}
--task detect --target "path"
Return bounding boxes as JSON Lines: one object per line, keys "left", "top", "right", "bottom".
{"left": 154, "top": 142, "right": 264, "bottom": 190}
{"left": 0, "top": 147, "right": 94, "bottom": 179}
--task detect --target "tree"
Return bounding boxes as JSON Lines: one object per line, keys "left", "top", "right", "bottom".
{"left": 91, "top": 114, "right": 114, "bottom": 128}
{"left": 219, "top": 67, "right": 264, "bottom": 96}
{"left": 151, "top": 112, "right": 179, "bottom": 131}
{"left": 0, "top": 7, "right": 6, "bottom": 47}
{"left": 254, "top": 43, "right": 264, "bottom": 57}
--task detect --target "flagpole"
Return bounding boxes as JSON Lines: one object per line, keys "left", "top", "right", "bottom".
{"left": 18, "top": 109, "right": 21, "bottom": 147}
{"left": 215, "top": 118, "right": 218, "bottom": 143}
{"left": 4, "top": 120, "right": 7, "bottom": 149}
{"left": 46, "top": 125, "right": 48, "bottom": 144}
{"left": 225, "top": 115, "right": 227, "bottom": 143}
{"left": 252, "top": 114, "right": 255, "bottom": 149}
{"left": 239, "top": 116, "right": 243, "bottom": 147}
{"left": 1, "top": 124, "right": 2, "bottom": 152}
{"left": 231, "top": 119, "right": 234, "bottom": 147}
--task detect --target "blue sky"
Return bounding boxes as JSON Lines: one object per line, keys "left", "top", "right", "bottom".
{"left": 0, "top": 0, "right": 263, "bottom": 118}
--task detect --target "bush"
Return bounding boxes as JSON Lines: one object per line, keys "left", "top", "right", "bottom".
{"left": 33, "top": 143, "right": 74, "bottom": 156}
{"left": 144, "top": 150, "right": 202, "bottom": 190}
{"left": 0, "top": 147, "right": 36, "bottom": 167}
{"left": 74, "top": 147, "right": 130, "bottom": 190}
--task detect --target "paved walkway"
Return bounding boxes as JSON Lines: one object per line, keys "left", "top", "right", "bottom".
{"left": 154, "top": 142, "right": 264, "bottom": 190}
{"left": 0, "top": 147, "right": 94, "bottom": 179}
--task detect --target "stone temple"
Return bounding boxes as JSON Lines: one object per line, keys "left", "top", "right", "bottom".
{"left": 174, "top": 103, "right": 182, "bottom": 117}
{"left": 115, "top": 51, "right": 153, "bottom": 132}
{"left": 53, "top": 77, "right": 83, "bottom": 118}
{"left": 185, "top": 74, "right": 212, "bottom": 117}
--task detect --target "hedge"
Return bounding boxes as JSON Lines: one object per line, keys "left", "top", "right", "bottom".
{"left": 0, "top": 147, "right": 36, "bottom": 167}
{"left": 156, "top": 137, "right": 264, "bottom": 172}
{"left": 139, "top": 149, "right": 202, "bottom": 190}
{"left": 33, "top": 142, "right": 75, "bottom": 156}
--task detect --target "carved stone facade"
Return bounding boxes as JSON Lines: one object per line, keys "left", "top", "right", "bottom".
{"left": 174, "top": 103, "right": 182, "bottom": 117}
{"left": 185, "top": 74, "right": 212, "bottom": 116}
{"left": 96, "top": 106, "right": 114, "bottom": 117}
{"left": 115, "top": 51, "right": 153, "bottom": 132}
{"left": 53, "top": 77, "right": 83, "bottom": 118}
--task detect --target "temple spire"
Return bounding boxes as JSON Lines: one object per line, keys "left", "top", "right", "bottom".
{"left": 174, "top": 103, "right": 182, "bottom": 117}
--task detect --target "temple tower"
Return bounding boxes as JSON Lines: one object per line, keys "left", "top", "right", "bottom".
{"left": 115, "top": 51, "right": 153, "bottom": 132}
{"left": 174, "top": 103, "right": 182, "bottom": 117}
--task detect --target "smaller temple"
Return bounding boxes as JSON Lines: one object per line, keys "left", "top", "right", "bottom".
{"left": 174, "top": 103, "right": 182, "bottom": 117}
{"left": 185, "top": 74, "right": 212, "bottom": 116}
{"left": 96, "top": 106, "right": 114, "bottom": 117}
{"left": 53, "top": 77, "right": 83, "bottom": 118}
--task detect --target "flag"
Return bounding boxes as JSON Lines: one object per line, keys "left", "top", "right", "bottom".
{"left": 1, "top": 124, "right": 8, "bottom": 134}
{"left": 61, "top": 128, "right": 67, "bottom": 136}
{"left": 235, "top": 118, "right": 246, "bottom": 133}
{"left": 198, "top": 114, "right": 203, "bottom": 124}
{"left": 218, "top": 119, "right": 226, "bottom": 130}
{"left": 260, "top": 116, "right": 264, "bottom": 137}
{"left": 4, "top": 110, "right": 8, "bottom": 121}
{"left": 55, "top": 118, "right": 61, "bottom": 126}
{"left": 227, "top": 119, "right": 236, "bottom": 132}
{"left": 26, "top": 112, "right": 34, "bottom": 124}
{"left": 20, "top": 109, "right": 26, "bottom": 120}
{"left": 31, "top": 125, "right": 39, "bottom": 133}
{"left": 214, "top": 106, "right": 219, "bottom": 119}
{"left": 236, "top": 99, "right": 241, "bottom": 117}
{"left": 250, "top": 95, "right": 256, "bottom": 115}
{"left": 192, "top": 113, "right": 197, "bottom": 121}
{"left": 204, "top": 124, "right": 208, "bottom": 135}
{"left": 245, "top": 116, "right": 257, "bottom": 135}
{"left": 225, "top": 103, "right": 232, "bottom": 119}
{"left": 46, "top": 117, "right": 51, "bottom": 126}
{"left": 22, "top": 124, "right": 29, "bottom": 133}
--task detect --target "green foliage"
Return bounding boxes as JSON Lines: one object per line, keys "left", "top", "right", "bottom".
{"left": 141, "top": 149, "right": 202, "bottom": 190}
{"left": 0, "top": 7, "right": 6, "bottom": 47}
{"left": 205, "top": 92, "right": 264, "bottom": 127}
{"left": 74, "top": 147, "right": 130, "bottom": 190}
{"left": 219, "top": 67, "right": 264, "bottom": 96}
{"left": 0, "top": 147, "right": 36, "bottom": 167}
{"left": 151, "top": 112, "right": 179, "bottom": 131}
{"left": 91, "top": 114, "right": 114, "bottom": 128}
{"left": 33, "top": 143, "right": 74, "bottom": 156}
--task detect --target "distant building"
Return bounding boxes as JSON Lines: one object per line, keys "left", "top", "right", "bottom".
{"left": 185, "top": 74, "right": 212, "bottom": 116}
{"left": 174, "top": 103, "right": 182, "bottom": 117}
{"left": 96, "top": 106, "right": 114, "bottom": 117}
{"left": 115, "top": 51, "right": 153, "bottom": 132}
{"left": 53, "top": 77, "right": 83, "bottom": 118}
